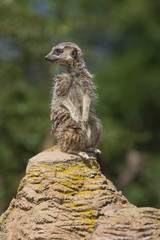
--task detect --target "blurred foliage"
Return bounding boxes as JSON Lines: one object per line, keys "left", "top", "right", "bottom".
{"left": 0, "top": 0, "right": 160, "bottom": 213}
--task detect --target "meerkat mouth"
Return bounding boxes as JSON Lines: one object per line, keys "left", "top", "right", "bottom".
{"left": 49, "top": 59, "right": 59, "bottom": 63}
{"left": 45, "top": 56, "right": 59, "bottom": 63}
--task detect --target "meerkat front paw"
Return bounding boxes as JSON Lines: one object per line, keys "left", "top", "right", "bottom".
{"left": 72, "top": 112, "right": 81, "bottom": 126}
{"left": 73, "top": 120, "right": 81, "bottom": 126}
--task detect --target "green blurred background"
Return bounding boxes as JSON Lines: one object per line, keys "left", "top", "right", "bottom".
{"left": 0, "top": 0, "right": 160, "bottom": 214}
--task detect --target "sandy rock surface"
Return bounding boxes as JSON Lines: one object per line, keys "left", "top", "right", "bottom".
{"left": 0, "top": 149, "right": 160, "bottom": 240}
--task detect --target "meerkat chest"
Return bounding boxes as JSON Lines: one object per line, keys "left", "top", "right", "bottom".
{"left": 69, "top": 80, "right": 84, "bottom": 104}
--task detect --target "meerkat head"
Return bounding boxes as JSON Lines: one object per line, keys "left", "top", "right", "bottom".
{"left": 45, "top": 42, "right": 82, "bottom": 67}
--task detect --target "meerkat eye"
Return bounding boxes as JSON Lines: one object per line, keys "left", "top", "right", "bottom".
{"left": 71, "top": 49, "right": 77, "bottom": 58}
{"left": 54, "top": 48, "right": 63, "bottom": 55}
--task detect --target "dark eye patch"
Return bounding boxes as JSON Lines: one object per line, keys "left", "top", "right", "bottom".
{"left": 54, "top": 48, "right": 63, "bottom": 55}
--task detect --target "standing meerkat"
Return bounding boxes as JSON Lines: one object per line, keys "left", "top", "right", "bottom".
{"left": 45, "top": 42, "right": 101, "bottom": 159}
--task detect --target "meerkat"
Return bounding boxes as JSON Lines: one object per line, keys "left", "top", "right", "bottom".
{"left": 45, "top": 42, "right": 101, "bottom": 159}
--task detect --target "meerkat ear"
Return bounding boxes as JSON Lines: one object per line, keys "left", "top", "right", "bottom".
{"left": 71, "top": 49, "right": 77, "bottom": 58}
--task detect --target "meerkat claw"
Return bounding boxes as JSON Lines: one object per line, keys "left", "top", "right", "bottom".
{"left": 50, "top": 113, "right": 54, "bottom": 121}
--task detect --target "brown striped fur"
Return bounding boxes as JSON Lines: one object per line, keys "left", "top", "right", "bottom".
{"left": 45, "top": 42, "right": 101, "bottom": 158}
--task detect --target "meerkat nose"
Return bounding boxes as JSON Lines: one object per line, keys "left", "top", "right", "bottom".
{"left": 45, "top": 55, "right": 49, "bottom": 60}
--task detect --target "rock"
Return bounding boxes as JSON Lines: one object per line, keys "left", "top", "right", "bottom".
{"left": 0, "top": 148, "right": 160, "bottom": 240}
